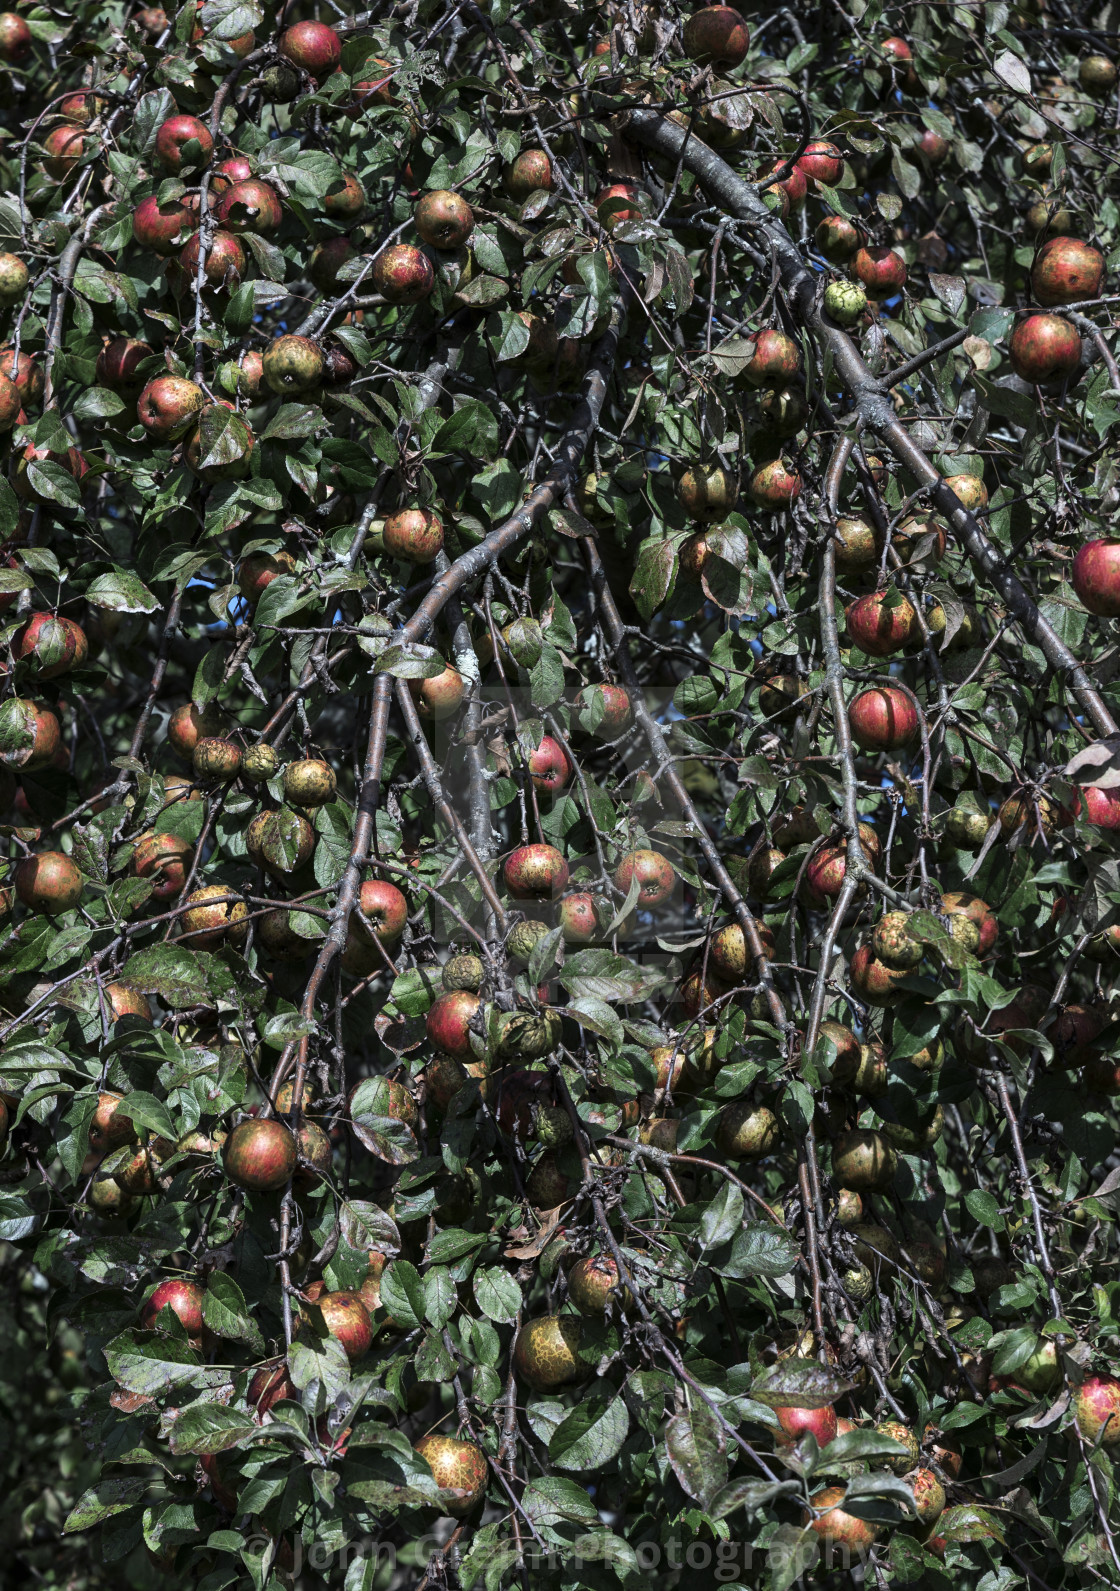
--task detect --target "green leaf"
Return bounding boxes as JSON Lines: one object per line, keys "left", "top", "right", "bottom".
{"left": 723, "top": 1223, "right": 800, "bottom": 1279}
{"left": 72, "top": 387, "right": 126, "bottom": 421}
{"left": 0, "top": 479, "right": 18, "bottom": 539}
{"left": 750, "top": 1357, "right": 855, "bottom": 1409}
{"left": 104, "top": 1331, "right": 221, "bottom": 1395}
{"left": 23, "top": 459, "right": 81, "bottom": 508}
{"left": 86, "top": 569, "right": 160, "bottom": 613}
{"left": 472, "top": 1266, "right": 521, "bottom": 1323}
{"left": 202, "top": 1273, "right": 264, "bottom": 1352}
{"left": 0, "top": 1192, "right": 41, "bottom": 1241}
{"left": 380, "top": 1260, "right": 426, "bottom": 1329}
{"left": 965, "top": 1188, "right": 1004, "bottom": 1229}
{"left": 664, "top": 1404, "right": 728, "bottom": 1508}
{"left": 433, "top": 400, "right": 499, "bottom": 461}
{"left": 119, "top": 945, "right": 210, "bottom": 1008}
{"left": 422, "top": 1267, "right": 457, "bottom": 1329}
{"left": 709, "top": 1477, "right": 801, "bottom": 1519}
{"left": 261, "top": 403, "right": 321, "bottom": 441}
{"left": 375, "top": 643, "right": 446, "bottom": 680}
{"left": 131, "top": 88, "right": 177, "bottom": 156}
{"left": 349, "top": 1079, "right": 419, "bottom": 1165}
{"left": 548, "top": 1392, "right": 629, "bottom": 1471}
{"left": 64, "top": 1476, "right": 150, "bottom": 1533}
{"left": 486, "top": 310, "right": 531, "bottom": 362}
{"left": 168, "top": 1404, "right": 255, "bottom": 1456}
{"left": 193, "top": 405, "right": 253, "bottom": 472}
{"left": 699, "top": 1179, "right": 745, "bottom": 1249}
{"left": 630, "top": 537, "right": 677, "bottom": 620}
{"left": 522, "top": 1474, "right": 601, "bottom": 1528}
{"left": 116, "top": 1091, "right": 176, "bottom": 1142}
{"left": 820, "top": 1428, "right": 912, "bottom": 1465}
{"left": 192, "top": 642, "right": 226, "bottom": 708}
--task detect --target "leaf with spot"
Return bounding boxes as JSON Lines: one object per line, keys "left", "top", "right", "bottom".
{"left": 168, "top": 1404, "right": 255, "bottom": 1457}
{"left": 664, "top": 1404, "right": 727, "bottom": 1509}
{"left": 86, "top": 569, "right": 160, "bottom": 613}
{"left": 202, "top": 1273, "right": 264, "bottom": 1352}
{"left": 750, "top": 1357, "right": 855, "bottom": 1409}
{"left": 629, "top": 536, "right": 678, "bottom": 620}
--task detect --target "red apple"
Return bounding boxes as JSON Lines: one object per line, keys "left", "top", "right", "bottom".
{"left": 178, "top": 228, "right": 246, "bottom": 289}
{"left": 248, "top": 1362, "right": 296, "bottom": 1415}
{"left": 852, "top": 245, "right": 907, "bottom": 295}
{"left": 815, "top": 216, "right": 860, "bottom": 261}
{"left": 578, "top": 683, "right": 631, "bottom": 736}
{"left": 279, "top": 20, "right": 342, "bottom": 79}
{"left": 1009, "top": 313, "right": 1081, "bottom": 382}
{"left": 1031, "top": 236, "right": 1104, "bottom": 307}
{"left": 528, "top": 735, "right": 571, "bottom": 792}
{"left": 748, "top": 458, "right": 801, "bottom": 508}
{"left": 154, "top": 113, "right": 213, "bottom": 173}
{"left": 137, "top": 375, "right": 204, "bottom": 440}
{"left": 223, "top": 1118, "right": 296, "bottom": 1191}
{"left": 845, "top": 589, "right": 917, "bottom": 655}
{"left": 0, "top": 347, "right": 43, "bottom": 405}
{"left": 558, "top": 892, "right": 601, "bottom": 944}
{"left": 212, "top": 155, "right": 252, "bottom": 192}
{"left": 408, "top": 666, "right": 465, "bottom": 719}
{"left": 238, "top": 551, "right": 296, "bottom": 603}
{"left": 131, "top": 831, "right": 192, "bottom": 899}
{"left": 141, "top": 1277, "right": 205, "bottom": 1343}
{"left": 741, "top": 328, "right": 799, "bottom": 388}
{"left": 503, "top": 843, "right": 570, "bottom": 899}
{"left": 0, "top": 370, "right": 19, "bottom": 430}
{"left": 805, "top": 1482, "right": 884, "bottom": 1546}
{"left": 14, "top": 613, "right": 88, "bottom": 676}
{"left": 613, "top": 848, "right": 674, "bottom": 906}
{"left": 505, "top": 150, "right": 552, "bottom": 201}
{"left": 372, "top": 243, "right": 434, "bottom": 304}
{"left": 683, "top": 5, "right": 750, "bottom": 66}
{"left": 796, "top": 140, "right": 843, "bottom": 186}
{"left": 324, "top": 174, "right": 365, "bottom": 217}
{"left": 426, "top": 989, "right": 481, "bottom": 1056}
{"left": 776, "top": 1403, "right": 838, "bottom": 1445}
{"left": 304, "top": 1283, "right": 372, "bottom": 1361}
{"left": 15, "top": 849, "right": 83, "bottom": 914}
{"left": 879, "top": 35, "right": 918, "bottom": 90}
{"left": 43, "top": 124, "right": 96, "bottom": 179}
{"left": 0, "top": 10, "right": 32, "bottom": 63}
{"left": 415, "top": 189, "right": 474, "bottom": 250}
{"left": 1073, "top": 1374, "right": 1120, "bottom": 1446}
{"left": 132, "top": 195, "right": 191, "bottom": 255}
{"left": 0, "top": 700, "right": 61, "bottom": 770}
{"left": 95, "top": 337, "right": 152, "bottom": 392}
{"left": 214, "top": 178, "right": 283, "bottom": 235}
{"left": 1077, "top": 784, "right": 1120, "bottom": 829}
{"left": 166, "top": 701, "right": 226, "bottom": 761}
{"left": 1074, "top": 539, "right": 1120, "bottom": 615}
{"left": 847, "top": 685, "right": 919, "bottom": 752}
{"left": 354, "top": 878, "right": 408, "bottom": 942}
{"left": 762, "top": 158, "right": 808, "bottom": 209}
{"left": 384, "top": 507, "right": 444, "bottom": 563}
{"left": 308, "top": 235, "right": 355, "bottom": 291}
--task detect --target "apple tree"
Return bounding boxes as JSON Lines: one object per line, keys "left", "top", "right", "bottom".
{"left": 4, "top": 0, "right": 1120, "bottom": 1588}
